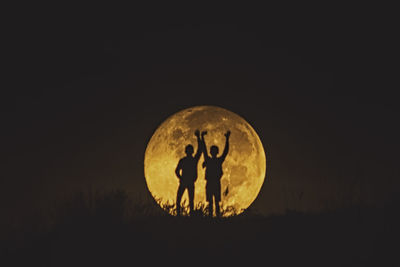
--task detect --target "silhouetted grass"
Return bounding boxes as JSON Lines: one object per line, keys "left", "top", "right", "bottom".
{"left": 2, "top": 190, "right": 399, "bottom": 267}
{"left": 154, "top": 197, "right": 242, "bottom": 217}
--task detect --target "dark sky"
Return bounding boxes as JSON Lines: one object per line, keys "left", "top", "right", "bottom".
{"left": 2, "top": 5, "right": 399, "bottom": 221}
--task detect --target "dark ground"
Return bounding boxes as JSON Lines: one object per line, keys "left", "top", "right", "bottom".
{"left": 2, "top": 191, "right": 399, "bottom": 267}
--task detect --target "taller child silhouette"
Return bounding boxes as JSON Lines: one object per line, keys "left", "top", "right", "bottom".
{"left": 175, "top": 130, "right": 202, "bottom": 216}
{"left": 200, "top": 130, "right": 230, "bottom": 217}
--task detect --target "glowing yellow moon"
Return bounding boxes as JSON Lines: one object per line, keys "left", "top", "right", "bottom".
{"left": 144, "top": 106, "right": 266, "bottom": 216}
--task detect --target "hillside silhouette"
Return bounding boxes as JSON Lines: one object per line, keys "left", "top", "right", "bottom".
{"left": 2, "top": 190, "right": 399, "bottom": 267}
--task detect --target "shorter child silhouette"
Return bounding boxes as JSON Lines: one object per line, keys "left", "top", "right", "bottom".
{"left": 175, "top": 130, "right": 202, "bottom": 216}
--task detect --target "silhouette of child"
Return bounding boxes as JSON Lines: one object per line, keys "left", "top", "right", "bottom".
{"left": 175, "top": 130, "right": 202, "bottom": 216}
{"left": 201, "top": 130, "right": 230, "bottom": 217}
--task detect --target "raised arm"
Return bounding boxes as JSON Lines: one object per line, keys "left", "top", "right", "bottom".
{"left": 194, "top": 130, "right": 202, "bottom": 160}
{"left": 220, "top": 130, "right": 230, "bottom": 161}
{"left": 200, "top": 131, "right": 210, "bottom": 160}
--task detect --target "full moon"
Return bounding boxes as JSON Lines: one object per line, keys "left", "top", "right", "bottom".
{"left": 144, "top": 106, "right": 266, "bottom": 216}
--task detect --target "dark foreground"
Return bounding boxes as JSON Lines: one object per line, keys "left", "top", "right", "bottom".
{"left": 2, "top": 192, "right": 399, "bottom": 267}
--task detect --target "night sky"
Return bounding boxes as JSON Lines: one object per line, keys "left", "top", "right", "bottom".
{"left": 2, "top": 5, "right": 399, "bottom": 224}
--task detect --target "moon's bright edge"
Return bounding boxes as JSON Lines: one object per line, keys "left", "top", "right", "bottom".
{"left": 144, "top": 106, "right": 266, "bottom": 216}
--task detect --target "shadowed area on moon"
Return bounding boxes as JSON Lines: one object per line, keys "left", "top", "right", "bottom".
{"left": 144, "top": 106, "right": 266, "bottom": 215}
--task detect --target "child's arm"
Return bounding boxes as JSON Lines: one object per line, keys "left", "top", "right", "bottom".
{"left": 220, "top": 130, "right": 230, "bottom": 161}
{"left": 194, "top": 130, "right": 202, "bottom": 160}
{"left": 201, "top": 131, "right": 210, "bottom": 160}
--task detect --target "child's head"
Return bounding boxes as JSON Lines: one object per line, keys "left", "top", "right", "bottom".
{"left": 185, "top": 144, "right": 194, "bottom": 156}
{"left": 210, "top": 145, "right": 219, "bottom": 157}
